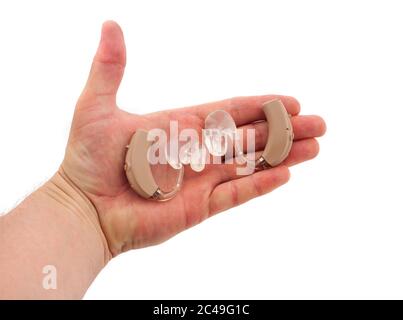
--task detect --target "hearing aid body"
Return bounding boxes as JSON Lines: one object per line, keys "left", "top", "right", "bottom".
{"left": 255, "top": 99, "right": 294, "bottom": 169}
{"left": 124, "top": 129, "right": 184, "bottom": 201}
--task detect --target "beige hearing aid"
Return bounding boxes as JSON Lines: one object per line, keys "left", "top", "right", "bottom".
{"left": 255, "top": 99, "right": 294, "bottom": 169}
{"left": 124, "top": 129, "right": 184, "bottom": 201}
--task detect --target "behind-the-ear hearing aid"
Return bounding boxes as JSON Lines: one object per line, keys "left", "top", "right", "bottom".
{"left": 124, "top": 129, "right": 184, "bottom": 201}
{"left": 255, "top": 99, "right": 294, "bottom": 169}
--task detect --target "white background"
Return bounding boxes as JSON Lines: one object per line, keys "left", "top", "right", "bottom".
{"left": 1, "top": 0, "right": 403, "bottom": 299}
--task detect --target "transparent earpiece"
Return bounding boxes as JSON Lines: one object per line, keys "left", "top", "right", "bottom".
{"left": 204, "top": 109, "right": 246, "bottom": 158}
{"left": 204, "top": 110, "right": 236, "bottom": 156}
{"left": 203, "top": 128, "right": 227, "bottom": 157}
{"left": 190, "top": 144, "right": 208, "bottom": 172}
{"left": 179, "top": 141, "right": 193, "bottom": 165}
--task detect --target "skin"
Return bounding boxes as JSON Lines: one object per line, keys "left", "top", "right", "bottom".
{"left": 0, "top": 21, "right": 326, "bottom": 299}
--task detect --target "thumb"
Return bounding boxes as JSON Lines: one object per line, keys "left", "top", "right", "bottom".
{"left": 79, "top": 21, "right": 126, "bottom": 106}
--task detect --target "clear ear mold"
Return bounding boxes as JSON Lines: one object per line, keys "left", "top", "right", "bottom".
{"left": 204, "top": 110, "right": 238, "bottom": 157}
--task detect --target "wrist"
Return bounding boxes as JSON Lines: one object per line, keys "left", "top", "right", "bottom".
{"left": 0, "top": 170, "right": 112, "bottom": 298}
{"left": 42, "top": 169, "right": 112, "bottom": 266}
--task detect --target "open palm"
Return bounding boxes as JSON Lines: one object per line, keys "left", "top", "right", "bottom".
{"left": 61, "top": 21, "right": 326, "bottom": 257}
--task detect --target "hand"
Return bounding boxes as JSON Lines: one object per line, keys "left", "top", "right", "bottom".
{"left": 61, "top": 21, "right": 326, "bottom": 257}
